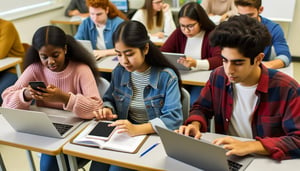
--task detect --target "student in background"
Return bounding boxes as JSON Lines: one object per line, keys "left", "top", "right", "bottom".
{"left": 64, "top": 0, "right": 89, "bottom": 17}
{"left": 0, "top": 18, "right": 24, "bottom": 105}
{"left": 234, "top": 0, "right": 291, "bottom": 69}
{"left": 75, "top": 0, "right": 127, "bottom": 60}
{"left": 90, "top": 20, "right": 183, "bottom": 170}
{"left": 161, "top": 2, "right": 222, "bottom": 105}
{"left": 131, "top": 0, "right": 176, "bottom": 38}
{"left": 177, "top": 15, "right": 300, "bottom": 160}
{"left": 2, "top": 25, "right": 103, "bottom": 170}
{"left": 201, "top": 0, "right": 237, "bottom": 24}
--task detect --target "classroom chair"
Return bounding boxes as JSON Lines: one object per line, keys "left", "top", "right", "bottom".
{"left": 181, "top": 87, "right": 190, "bottom": 121}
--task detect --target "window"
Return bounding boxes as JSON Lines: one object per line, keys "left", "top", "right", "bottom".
{"left": 0, "top": 0, "right": 63, "bottom": 20}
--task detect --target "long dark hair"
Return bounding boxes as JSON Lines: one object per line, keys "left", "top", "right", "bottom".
{"left": 113, "top": 20, "right": 183, "bottom": 97}
{"left": 24, "top": 25, "right": 100, "bottom": 84}
{"left": 142, "top": 0, "right": 163, "bottom": 30}
{"left": 179, "top": 2, "right": 216, "bottom": 32}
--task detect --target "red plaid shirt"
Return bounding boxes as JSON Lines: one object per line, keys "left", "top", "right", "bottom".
{"left": 186, "top": 65, "right": 300, "bottom": 160}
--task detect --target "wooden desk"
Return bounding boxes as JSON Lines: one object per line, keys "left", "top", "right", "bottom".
{"left": 50, "top": 16, "right": 83, "bottom": 35}
{"left": 0, "top": 107, "right": 89, "bottom": 171}
{"left": 96, "top": 56, "right": 210, "bottom": 86}
{"left": 63, "top": 133, "right": 300, "bottom": 171}
{"left": 0, "top": 57, "right": 22, "bottom": 77}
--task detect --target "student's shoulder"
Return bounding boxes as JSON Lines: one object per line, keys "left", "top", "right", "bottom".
{"left": 267, "top": 68, "right": 298, "bottom": 89}
{"left": 159, "top": 67, "right": 178, "bottom": 79}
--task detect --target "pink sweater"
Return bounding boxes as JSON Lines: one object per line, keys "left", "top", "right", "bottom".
{"left": 2, "top": 61, "right": 103, "bottom": 119}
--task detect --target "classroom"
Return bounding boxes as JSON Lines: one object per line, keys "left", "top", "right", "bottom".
{"left": 1, "top": 0, "right": 300, "bottom": 170}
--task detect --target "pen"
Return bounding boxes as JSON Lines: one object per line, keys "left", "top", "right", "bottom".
{"left": 139, "top": 142, "right": 160, "bottom": 158}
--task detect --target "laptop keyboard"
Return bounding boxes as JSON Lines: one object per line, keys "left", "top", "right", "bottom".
{"left": 53, "top": 123, "right": 73, "bottom": 135}
{"left": 228, "top": 160, "right": 243, "bottom": 171}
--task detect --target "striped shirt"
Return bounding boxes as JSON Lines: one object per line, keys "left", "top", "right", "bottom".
{"left": 129, "top": 67, "right": 151, "bottom": 123}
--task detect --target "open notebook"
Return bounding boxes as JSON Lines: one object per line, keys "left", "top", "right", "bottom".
{"left": 72, "top": 120, "right": 147, "bottom": 153}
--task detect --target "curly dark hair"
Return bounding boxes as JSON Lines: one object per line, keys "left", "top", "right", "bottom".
{"left": 209, "top": 15, "right": 271, "bottom": 64}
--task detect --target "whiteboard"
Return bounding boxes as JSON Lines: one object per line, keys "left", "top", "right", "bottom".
{"left": 261, "top": 0, "right": 296, "bottom": 22}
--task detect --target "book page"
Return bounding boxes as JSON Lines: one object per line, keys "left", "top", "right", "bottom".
{"left": 103, "top": 131, "right": 147, "bottom": 153}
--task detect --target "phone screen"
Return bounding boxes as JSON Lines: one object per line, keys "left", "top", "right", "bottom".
{"left": 29, "top": 81, "right": 47, "bottom": 93}
{"left": 87, "top": 122, "right": 116, "bottom": 140}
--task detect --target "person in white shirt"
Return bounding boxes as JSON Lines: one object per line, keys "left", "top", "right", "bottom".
{"left": 131, "top": 0, "right": 176, "bottom": 38}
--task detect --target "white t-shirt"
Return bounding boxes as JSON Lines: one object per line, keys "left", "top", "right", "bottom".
{"left": 228, "top": 83, "right": 258, "bottom": 138}
{"left": 96, "top": 25, "right": 106, "bottom": 50}
{"left": 184, "top": 30, "right": 209, "bottom": 70}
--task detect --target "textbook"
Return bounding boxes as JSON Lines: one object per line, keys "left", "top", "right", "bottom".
{"left": 72, "top": 120, "right": 147, "bottom": 153}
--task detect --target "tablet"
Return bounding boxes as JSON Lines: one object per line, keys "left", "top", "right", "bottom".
{"left": 162, "top": 52, "right": 191, "bottom": 71}
{"left": 86, "top": 121, "right": 116, "bottom": 141}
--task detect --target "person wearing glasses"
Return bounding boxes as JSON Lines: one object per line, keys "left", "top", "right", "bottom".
{"left": 161, "top": 2, "right": 222, "bottom": 105}
{"left": 131, "top": 0, "right": 176, "bottom": 38}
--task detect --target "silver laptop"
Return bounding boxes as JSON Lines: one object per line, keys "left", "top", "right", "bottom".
{"left": 77, "top": 40, "right": 94, "bottom": 55}
{"left": 162, "top": 52, "right": 191, "bottom": 71}
{"left": 0, "top": 107, "right": 84, "bottom": 138}
{"left": 156, "top": 126, "right": 254, "bottom": 171}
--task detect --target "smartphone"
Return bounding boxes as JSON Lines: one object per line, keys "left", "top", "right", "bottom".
{"left": 86, "top": 121, "right": 116, "bottom": 141}
{"left": 29, "top": 81, "right": 47, "bottom": 93}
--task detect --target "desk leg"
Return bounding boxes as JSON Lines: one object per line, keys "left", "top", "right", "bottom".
{"left": 56, "top": 153, "right": 67, "bottom": 171}
{"left": 67, "top": 155, "right": 78, "bottom": 171}
{"left": 26, "top": 150, "right": 36, "bottom": 171}
{"left": 15, "top": 64, "right": 22, "bottom": 78}
{"left": 0, "top": 153, "right": 6, "bottom": 171}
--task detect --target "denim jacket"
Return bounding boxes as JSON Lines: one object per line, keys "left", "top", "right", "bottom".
{"left": 103, "top": 65, "right": 183, "bottom": 131}
{"left": 74, "top": 17, "right": 124, "bottom": 49}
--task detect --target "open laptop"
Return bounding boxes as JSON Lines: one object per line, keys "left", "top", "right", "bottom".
{"left": 0, "top": 107, "right": 84, "bottom": 139}
{"left": 162, "top": 52, "right": 191, "bottom": 71}
{"left": 156, "top": 126, "right": 254, "bottom": 171}
{"left": 77, "top": 40, "right": 94, "bottom": 55}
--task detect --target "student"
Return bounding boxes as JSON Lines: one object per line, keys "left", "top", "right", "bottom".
{"left": 64, "top": 0, "right": 89, "bottom": 17}
{"left": 131, "top": 0, "right": 176, "bottom": 38}
{"left": 234, "top": 0, "right": 291, "bottom": 69}
{"left": 161, "top": 2, "right": 222, "bottom": 105}
{"left": 90, "top": 20, "right": 183, "bottom": 170}
{"left": 75, "top": 0, "right": 127, "bottom": 60}
{"left": 177, "top": 15, "right": 300, "bottom": 160}
{"left": 0, "top": 18, "right": 24, "bottom": 105}
{"left": 1, "top": 25, "right": 103, "bottom": 170}
{"left": 201, "top": 0, "right": 237, "bottom": 24}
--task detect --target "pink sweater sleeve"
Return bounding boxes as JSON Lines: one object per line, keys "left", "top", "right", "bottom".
{"left": 2, "top": 62, "right": 103, "bottom": 119}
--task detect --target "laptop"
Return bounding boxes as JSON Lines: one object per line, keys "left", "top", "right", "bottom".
{"left": 162, "top": 52, "right": 191, "bottom": 71}
{"left": 77, "top": 40, "right": 94, "bottom": 55}
{"left": 0, "top": 107, "right": 84, "bottom": 139}
{"left": 156, "top": 126, "right": 254, "bottom": 171}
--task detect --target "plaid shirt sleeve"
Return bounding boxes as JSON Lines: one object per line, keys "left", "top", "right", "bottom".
{"left": 185, "top": 65, "right": 300, "bottom": 160}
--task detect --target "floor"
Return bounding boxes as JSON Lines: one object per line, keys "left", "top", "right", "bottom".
{"left": 1, "top": 62, "right": 300, "bottom": 171}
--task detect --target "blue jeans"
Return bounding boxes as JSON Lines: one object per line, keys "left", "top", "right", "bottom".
{"left": 89, "top": 161, "right": 136, "bottom": 171}
{"left": 0, "top": 71, "right": 17, "bottom": 105}
{"left": 40, "top": 154, "right": 89, "bottom": 171}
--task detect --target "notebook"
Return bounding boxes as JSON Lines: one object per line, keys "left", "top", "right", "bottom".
{"left": 162, "top": 52, "right": 191, "bottom": 71}
{"left": 0, "top": 107, "right": 84, "bottom": 139}
{"left": 156, "top": 126, "right": 254, "bottom": 171}
{"left": 72, "top": 120, "right": 147, "bottom": 153}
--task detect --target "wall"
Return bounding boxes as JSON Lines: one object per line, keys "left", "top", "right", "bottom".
{"left": 10, "top": 0, "right": 300, "bottom": 57}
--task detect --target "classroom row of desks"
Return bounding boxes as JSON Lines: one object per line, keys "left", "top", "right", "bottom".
{"left": 0, "top": 56, "right": 295, "bottom": 87}
{"left": 1, "top": 110, "right": 299, "bottom": 171}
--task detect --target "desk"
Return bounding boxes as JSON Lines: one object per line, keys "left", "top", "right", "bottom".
{"left": 0, "top": 57, "right": 22, "bottom": 77}
{"left": 96, "top": 56, "right": 210, "bottom": 86}
{"left": 63, "top": 133, "right": 300, "bottom": 171}
{"left": 50, "top": 16, "right": 83, "bottom": 35}
{"left": 0, "top": 107, "right": 89, "bottom": 171}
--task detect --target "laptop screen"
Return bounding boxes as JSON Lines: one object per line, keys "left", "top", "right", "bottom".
{"left": 110, "top": 0, "right": 129, "bottom": 13}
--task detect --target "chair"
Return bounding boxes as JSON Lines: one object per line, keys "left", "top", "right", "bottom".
{"left": 181, "top": 88, "right": 190, "bottom": 121}
{"left": 98, "top": 77, "right": 110, "bottom": 97}
{"left": 21, "top": 43, "right": 31, "bottom": 72}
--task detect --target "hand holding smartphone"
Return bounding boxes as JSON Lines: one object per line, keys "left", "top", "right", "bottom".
{"left": 86, "top": 121, "right": 116, "bottom": 141}
{"left": 29, "top": 81, "right": 47, "bottom": 93}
